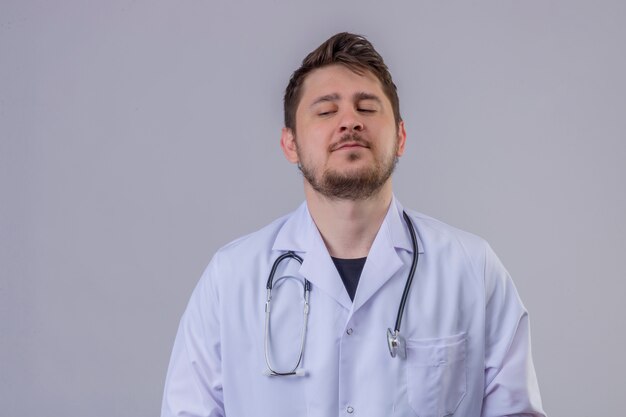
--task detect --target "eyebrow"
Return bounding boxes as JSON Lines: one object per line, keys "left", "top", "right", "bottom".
{"left": 354, "top": 92, "right": 382, "bottom": 104}
{"left": 309, "top": 92, "right": 383, "bottom": 107}
{"left": 310, "top": 93, "right": 340, "bottom": 107}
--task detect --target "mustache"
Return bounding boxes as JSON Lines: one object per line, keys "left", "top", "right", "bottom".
{"left": 330, "top": 133, "right": 370, "bottom": 151}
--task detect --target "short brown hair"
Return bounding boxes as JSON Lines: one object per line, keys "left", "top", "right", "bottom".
{"left": 283, "top": 32, "right": 401, "bottom": 132}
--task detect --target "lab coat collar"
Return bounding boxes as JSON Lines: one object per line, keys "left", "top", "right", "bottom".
{"left": 272, "top": 196, "right": 422, "bottom": 254}
{"left": 271, "top": 196, "right": 424, "bottom": 311}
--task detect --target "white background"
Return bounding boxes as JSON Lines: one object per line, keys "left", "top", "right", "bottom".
{"left": 2, "top": 1, "right": 625, "bottom": 416}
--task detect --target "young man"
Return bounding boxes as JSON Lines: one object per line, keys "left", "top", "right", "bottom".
{"left": 162, "top": 32, "right": 546, "bottom": 417}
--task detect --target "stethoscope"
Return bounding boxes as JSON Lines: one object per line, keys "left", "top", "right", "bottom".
{"left": 264, "top": 211, "right": 419, "bottom": 377}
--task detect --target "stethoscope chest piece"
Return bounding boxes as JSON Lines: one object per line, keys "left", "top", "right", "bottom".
{"left": 387, "top": 328, "right": 407, "bottom": 359}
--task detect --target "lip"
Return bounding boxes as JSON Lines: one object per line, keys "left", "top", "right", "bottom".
{"left": 333, "top": 142, "right": 369, "bottom": 151}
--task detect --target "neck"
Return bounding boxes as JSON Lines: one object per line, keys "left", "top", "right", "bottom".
{"left": 304, "top": 181, "right": 393, "bottom": 259}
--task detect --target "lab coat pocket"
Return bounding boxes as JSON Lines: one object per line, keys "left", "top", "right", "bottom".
{"left": 405, "top": 333, "right": 467, "bottom": 417}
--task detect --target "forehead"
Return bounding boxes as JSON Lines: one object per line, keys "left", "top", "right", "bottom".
{"left": 298, "top": 64, "right": 386, "bottom": 105}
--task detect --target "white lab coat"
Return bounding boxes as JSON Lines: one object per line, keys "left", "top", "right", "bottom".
{"left": 161, "top": 198, "right": 546, "bottom": 417}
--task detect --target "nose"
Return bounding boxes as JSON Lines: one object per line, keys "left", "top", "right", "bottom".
{"left": 339, "top": 110, "right": 364, "bottom": 133}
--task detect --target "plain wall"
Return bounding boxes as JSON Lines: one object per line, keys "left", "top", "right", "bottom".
{"left": 2, "top": 1, "right": 625, "bottom": 416}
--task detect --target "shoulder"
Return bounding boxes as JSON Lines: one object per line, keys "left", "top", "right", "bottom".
{"left": 405, "top": 209, "right": 494, "bottom": 280}
{"left": 216, "top": 211, "right": 293, "bottom": 256}
{"left": 405, "top": 210, "right": 514, "bottom": 299}
{"left": 202, "top": 204, "right": 306, "bottom": 276}
{"left": 193, "top": 208, "right": 300, "bottom": 296}
{"left": 407, "top": 210, "right": 489, "bottom": 252}
{"left": 213, "top": 200, "right": 313, "bottom": 260}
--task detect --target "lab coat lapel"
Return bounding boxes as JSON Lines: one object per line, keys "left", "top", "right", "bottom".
{"left": 299, "top": 232, "right": 353, "bottom": 309}
{"left": 272, "top": 203, "right": 352, "bottom": 310}
{"left": 351, "top": 199, "right": 418, "bottom": 313}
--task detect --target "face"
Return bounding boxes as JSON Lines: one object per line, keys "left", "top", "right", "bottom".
{"left": 281, "top": 64, "right": 406, "bottom": 200}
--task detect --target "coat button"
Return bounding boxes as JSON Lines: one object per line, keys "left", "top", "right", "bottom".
{"left": 346, "top": 406, "right": 354, "bottom": 413}
{"left": 346, "top": 328, "right": 353, "bottom": 335}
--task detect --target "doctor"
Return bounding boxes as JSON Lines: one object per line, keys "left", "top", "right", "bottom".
{"left": 161, "top": 32, "right": 546, "bottom": 417}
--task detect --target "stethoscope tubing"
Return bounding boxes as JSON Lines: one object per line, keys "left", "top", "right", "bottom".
{"left": 393, "top": 211, "right": 419, "bottom": 334}
{"left": 264, "top": 210, "right": 419, "bottom": 374}
{"left": 264, "top": 251, "right": 310, "bottom": 376}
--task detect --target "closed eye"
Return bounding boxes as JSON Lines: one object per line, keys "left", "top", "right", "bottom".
{"left": 357, "top": 108, "right": 376, "bottom": 113}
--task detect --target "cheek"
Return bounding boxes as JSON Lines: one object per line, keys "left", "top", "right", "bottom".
{"left": 298, "top": 131, "right": 329, "bottom": 154}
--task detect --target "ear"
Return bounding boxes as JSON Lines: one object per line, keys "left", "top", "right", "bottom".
{"left": 280, "top": 127, "right": 299, "bottom": 163}
{"left": 395, "top": 121, "right": 407, "bottom": 157}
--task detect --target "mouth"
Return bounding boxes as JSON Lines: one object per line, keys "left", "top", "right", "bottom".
{"left": 334, "top": 142, "right": 368, "bottom": 151}
{"left": 330, "top": 133, "right": 371, "bottom": 152}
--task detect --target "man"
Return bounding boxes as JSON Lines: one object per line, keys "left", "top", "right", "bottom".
{"left": 161, "top": 32, "right": 546, "bottom": 417}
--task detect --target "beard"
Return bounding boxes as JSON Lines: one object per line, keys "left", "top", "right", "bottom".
{"left": 297, "top": 133, "right": 399, "bottom": 201}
